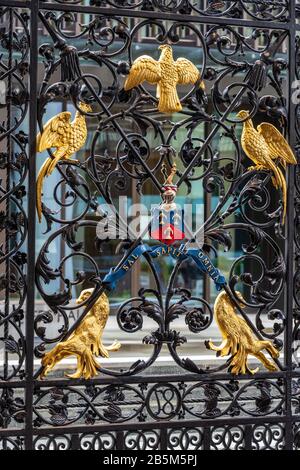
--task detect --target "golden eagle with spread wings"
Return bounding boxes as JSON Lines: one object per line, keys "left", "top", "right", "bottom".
{"left": 237, "top": 110, "right": 297, "bottom": 223}
{"left": 124, "top": 44, "right": 205, "bottom": 113}
{"left": 36, "top": 102, "right": 92, "bottom": 222}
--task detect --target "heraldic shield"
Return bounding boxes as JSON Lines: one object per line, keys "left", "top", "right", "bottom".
{"left": 150, "top": 175, "right": 185, "bottom": 245}
{"left": 150, "top": 205, "right": 185, "bottom": 245}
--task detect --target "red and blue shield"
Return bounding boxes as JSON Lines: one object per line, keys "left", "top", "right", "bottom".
{"left": 150, "top": 206, "right": 185, "bottom": 245}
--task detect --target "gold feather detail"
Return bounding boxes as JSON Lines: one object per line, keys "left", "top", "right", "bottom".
{"left": 124, "top": 45, "right": 204, "bottom": 113}
{"left": 36, "top": 102, "right": 92, "bottom": 222}
{"left": 40, "top": 288, "right": 121, "bottom": 380}
{"left": 237, "top": 110, "right": 296, "bottom": 223}
{"left": 206, "top": 291, "right": 279, "bottom": 375}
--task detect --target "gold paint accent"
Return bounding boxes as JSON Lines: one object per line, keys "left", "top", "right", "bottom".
{"left": 124, "top": 45, "right": 205, "bottom": 113}
{"left": 206, "top": 290, "right": 279, "bottom": 374}
{"left": 40, "top": 288, "right": 121, "bottom": 380}
{"left": 237, "top": 109, "right": 296, "bottom": 223}
{"left": 164, "top": 162, "right": 177, "bottom": 185}
{"left": 36, "top": 102, "right": 92, "bottom": 222}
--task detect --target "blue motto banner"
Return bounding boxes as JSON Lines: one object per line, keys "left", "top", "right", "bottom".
{"left": 102, "top": 244, "right": 226, "bottom": 291}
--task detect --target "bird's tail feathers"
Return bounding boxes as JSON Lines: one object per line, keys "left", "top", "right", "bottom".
{"left": 36, "top": 158, "right": 52, "bottom": 223}
{"left": 156, "top": 82, "right": 160, "bottom": 99}
{"left": 268, "top": 159, "right": 287, "bottom": 222}
{"left": 46, "top": 146, "right": 68, "bottom": 176}
{"left": 279, "top": 158, "right": 287, "bottom": 170}
{"left": 158, "top": 86, "right": 182, "bottom": 113}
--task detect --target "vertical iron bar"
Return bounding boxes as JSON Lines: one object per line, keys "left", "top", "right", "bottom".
{"left": 4, "top": 7, "right": 13, "bottom": 380}
{"left": 116, "top": 431, "right": 125, "bottom": 450}
{"left": 285, "top": 0, "right": 296, "bottom": 450}
{"left": 203, "top": 118, "right": 211, "bottom": 303}
{"left": 131, "top": 176, "right": 140, "bottom": 297}
{"left": 70, "top": 433, "right": 80, "bottom": 450}
{"left": 24, "top": 0, "right": 39, "bottom": 450}
{"left": 203, "top": 427, "right": 211, "bottom": 450}
{"left": 60, "top": 100, "right": 66, "bottom": 294}
{"left": 244, "top": 425, "right": 252, "bottom": 450}
{"left": 160, "top": 428, "right": 168, "bottom": 450}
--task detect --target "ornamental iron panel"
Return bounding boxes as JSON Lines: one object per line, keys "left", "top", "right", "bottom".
{"left": 0, "top": 0, "right": 299, "bottom": 451}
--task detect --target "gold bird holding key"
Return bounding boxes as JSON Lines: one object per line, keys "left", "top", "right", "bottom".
{"left": 237, "top": 110, "right": 296, "bottom": 223}
{"left": 124, "top": 44, "right": 205, "bottom": 113}
{"left": 36, "top": 102, "right": 92, "bottom": 222}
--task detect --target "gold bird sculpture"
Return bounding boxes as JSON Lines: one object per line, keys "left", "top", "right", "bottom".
{"left": 40, "top": 288, "right": 121, "bottom": 380}
{"left": 237, "top": 109, "right": 296, "bottom": 223}
{"left": 36, "top": 102, "right": 92, "bottom": 222}
{"left": 124, "top": 44, "right": 204, "bottom": 113}
{"left": 205, "top": 291, "right": 279, "bottom": 375}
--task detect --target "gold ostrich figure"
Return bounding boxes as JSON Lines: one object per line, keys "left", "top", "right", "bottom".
{"left": 205, "top": 291, "right": 279, "bottom": 375}
{"left": 124, "top": 44, "right": 205, "bottom": 113}
{"left": 36, "top": 102, "right": 92, "bottom": 222}
{"left": 237, "top": 109, "right": 296, "bottom": 223}
{"left": 40, "top": 288, "right": 121, "bottom": 380}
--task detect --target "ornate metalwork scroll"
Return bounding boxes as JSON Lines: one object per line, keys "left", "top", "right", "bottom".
{"left": 0, "top": 0, "right": 299, "bottom": 452}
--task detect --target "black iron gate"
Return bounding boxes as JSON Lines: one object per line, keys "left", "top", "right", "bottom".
{"left": 1, "top": 0, "right": 300, "bottom": 451}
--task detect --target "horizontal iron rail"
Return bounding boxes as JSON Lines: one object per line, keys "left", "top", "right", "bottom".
{"left": 15, "top": 415, "right": 300, "bottom": 436}
{"left": 2, "top": 416, "right": 300, "bottom": 439}
{"left": 0, "top": 429, "right": 26, "bottom": 438}
{"left": 0, "top": 1, "right": 31, "bottom": 6}
{"left": 38, "top": 2, "right": 291, "bottom": 31}
{"left": 0, "top": 369, "right": 293, "bottom": 389}
{"left": 1, "top": 0, "right": 293, "bottom": 33}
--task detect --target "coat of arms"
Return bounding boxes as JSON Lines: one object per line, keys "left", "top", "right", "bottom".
{"left": 150, "top": 163, "right": 185, "bottom": 245}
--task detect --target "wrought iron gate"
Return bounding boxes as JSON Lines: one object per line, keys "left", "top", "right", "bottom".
{"left": 1, "top": 0, "right": 300, "bottom": 451}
